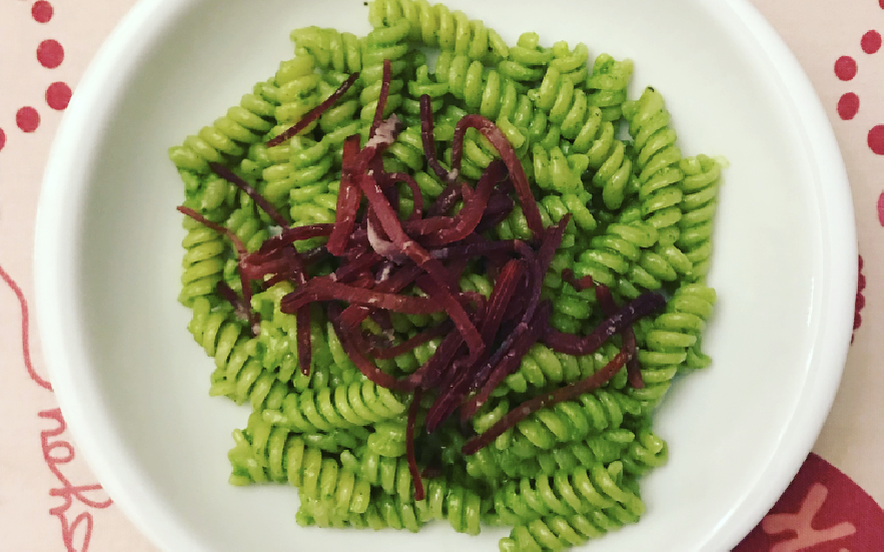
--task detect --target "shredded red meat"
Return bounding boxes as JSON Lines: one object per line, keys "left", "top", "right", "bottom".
{"left": 561, "top": 269, "right": 645, "bottom": 388}
{"left": 179, "top": 66, "right": 668, "bottom": 500}
{"left": 266, "top": 72, "right": 360, "bottom": 147}
{"left": 461, "top": 351, "right": 631, "bottom": 455}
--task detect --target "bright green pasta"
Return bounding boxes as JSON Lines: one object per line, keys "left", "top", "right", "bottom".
{"left": 171, "top": 1, "right": 722, "bottom": 550}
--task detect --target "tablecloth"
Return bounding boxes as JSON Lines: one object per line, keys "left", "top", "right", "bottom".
{"left": 1, "top": 1, "right": 882, "bottom": 550}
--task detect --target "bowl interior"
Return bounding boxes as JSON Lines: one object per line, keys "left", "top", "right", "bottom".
{"left": 37, "top": 0, "right": 855, "bottom": 550}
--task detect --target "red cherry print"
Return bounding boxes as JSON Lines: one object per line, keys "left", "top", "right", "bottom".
{"left": 838, "top": 93, "right": 860, "bottom": 120}
{"left": 16, "top": 107, "right": 40, "bottom": 133}
{"left": 878, "top": 191, "right": 884, "bottom": 226}
{"left": 862, "top": 30, "right": 882, "bottom": 54}
{"left": 834, "top": 56, "right": 858, "bottom": 81}
{"left": 31, "top": 1, "right": 53, "bottom": 23}
{"left": 37, "top": 39, "right": 64, "bottom": 69}
{"left": 854, "top": 256, "right": 866, "bottom": 341}
{"left": 45, "top": 82, "right": 72, "bottom": 111}
{"left": 868, "top": 125, "right": 884, "bottom": 154}
{"left": 0, "top": 128, "right": 5, "bottom": 152}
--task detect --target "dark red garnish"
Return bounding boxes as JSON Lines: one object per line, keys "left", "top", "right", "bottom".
{"left": 216, "top": 281, "right": 251, "bottom": 321}
{"left": 451, "top": 114, "right": 544, "bottom": 240}
{"left": 296, "top": 305, "right": 312, "bottom": 376}
{"left": 561, "top": 268, "right": 594, "bottom": 292}
{"left": 281, "top": 278, "right": 445, "bottom": 315}
{"left": 593, "top": 283, "right": 644, "bottom": 388}
{"left": 461, "top": 351, "right": 631, "bottom": 455}
{"left": 266, "top": 71, "right": 360, "bottom": 147}
{"left": 326, "top": 134, "right": 363, "bottom": 256}
{"left": 179, "top": 63, "right": 668, "bottom": 502}
{"left": 420, "top": 94, "right": 452, "bottom": 184}
{"left": 561, "top": 269, "right": 644, "bottom": 388}
{"left": 369, "top": 60, "right": 393, "bottom": 140}
{"left": 542, "top": 292, "right": 666, "bottom": 355}
{"left": 370, "top": 321, "right": 453, "bottom": 359}
{"left": 209, "top": 162, "right": 289, "bottom": 228}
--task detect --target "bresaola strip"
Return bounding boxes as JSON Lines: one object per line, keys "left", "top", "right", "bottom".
{"left": 328, "top": 303, "right": 403, "bottom": 390}
{"left": 266, "top": 71, "right": 360, "bottom": 147}
{"left": 370, "top": 321, "right": 453, "bottom": 359}
{"left": 455, "top": 221, "right": 568, "bottom": 421}
{"left": 542, "top": 292, "right": 667, "bottom": 355}
{"left": 369, "top": 60, "right": 393, "bottom": 140}
{"left": 209, "top": 162, "right": 289, "bottom": 228}
{"left": 296, "top": 305, "right": 312, "bottom": 376}
{"left": 420, "top": 161, "right": 505, "bottom": 247}
{"left": 461, "top": 350, "right": 632, "bottom": 455}
{"left": 420, "top": 94, "right": 453, "bottom": 184}
{"left": 216, "top": 281, "right": 250, "bottom": 322}
{"left": 451, "top": 114, "right": 544, "bottom": 240}
{"left": 326, "top": 134, "right": 363, "bottom": 256}
{"left": 281, "top": 279, "right": 445, "bottom": 315}
{"left": 594, "top": 283, "right": 644, "bottom": 389}
{"left": 560, "top": 268, "right": 645, "bottom": 388}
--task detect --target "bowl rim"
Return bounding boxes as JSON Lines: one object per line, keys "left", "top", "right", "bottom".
{"left": 34, "top": 0, "right": 857, "bottom": 550}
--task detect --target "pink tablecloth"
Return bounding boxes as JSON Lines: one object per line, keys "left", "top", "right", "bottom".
{"left": 1, "top": 1, "right": 882, "bottom": 550}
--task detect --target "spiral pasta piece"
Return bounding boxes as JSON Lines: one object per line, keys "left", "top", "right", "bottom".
{"left": 232, "top": 428, "right": 377, "bottom": 521}
{"left": 505, "top": 338, "right": 630, "bottom": 396}
{"left": 299, "top": 478, "right": 485, "bottom": 535}
{"left": 488, "top": 386, "right": 637, "bottom": 461}
{"left": 258, "top": 136, "right": 337, "bottom": 223}
{"left": 370, "top": 0, "right": 508, "bottom": 63}
{"left": 356, "top": 20, "right": 412, "bottom": 123}
{"left": 261, "top": 379, "right": 409, "bottom": 434}
{"left": 226, "top": 203, "right": 273, "bottom": 253}
{"left": 492, "top": 462, "right": 643, "bottom": 526}
{"left": 205, "top": 330, "right": 287, "bottom": 410}
{"left": 534, "top": 66, "right": 592, "bottom": 141}
{"left": 168, "top": 82, "right": 279, "bottom": 173}
{"left": 467, "top": 425, "right": 638, "bottom": 482}
{"left": 384, "top": 124, "right": 427, "bottom": 171}
{"left": 433, "top": 55, "right": 526, "bottom": 160}
{"left": 499, "top": 502, "right": 641, "bottom": 551}
{"left": 622, "top": 87, "right": 686, "bottom": 245}
{"left": 300, "top": 493, "right": 423, "bottom": 532}
{"left": 618, "top": 428, "right": 668, "bottom": 477}
{"left": 531, "top": 146, "right": 587, "bottom": 194}
{"left": 549, "top": 41, "right": 590, "bottom": 86}
{"left": 585, "top": 53, "right": 633, "bottom": 122}
{"left": 501, "top": 342, "right": 593, "bottom": 395}
{"left": 290, "top": 27, "right": 363, "bottom": 74}
{"left": 629, "top": 283, "right": 716, "bottom": 411}
{"left": 497, "top": 32, "right": 552, "bottom": 85}
{"left": 179, "top": 217, "right": 229, "bottom": 306}
{"left": 677, "top": 154, "right": 721, "bottom": 281}
{"left": 572, "top": 221, "right": 663, "bottom": 297}
{"left": 495, "top": 192, "right": 593, "bottom": 245}
{"left": 185, "top": 297, "right": 278, "bottom": 408}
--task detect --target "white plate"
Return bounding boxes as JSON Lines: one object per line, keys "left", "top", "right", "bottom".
{"left": 34, "top": 0, "right": 856, "bottom": 550}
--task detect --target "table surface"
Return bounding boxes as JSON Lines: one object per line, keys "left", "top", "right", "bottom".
{"left": 1, "top": 1, "right": 882, "bottom": 551}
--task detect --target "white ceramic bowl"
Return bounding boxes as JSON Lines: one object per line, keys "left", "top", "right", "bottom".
{"left": 35, "top": 0, "right": 856, "bottom": 550}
